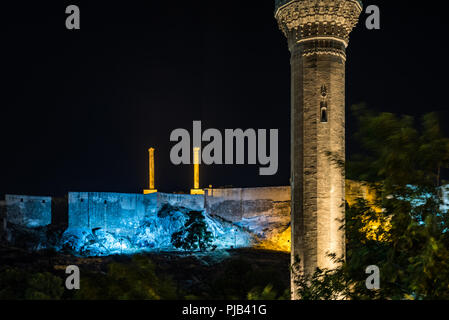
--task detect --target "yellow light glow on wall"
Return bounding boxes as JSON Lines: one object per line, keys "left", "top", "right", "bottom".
{"left": 256, "top": 181, "right": 392, "bottom": 253}
{"left": 345, "top": 180, "right": 391, "bottom": 242}
{"left": 256, "top": 226, "right": 291, "bottom": 252}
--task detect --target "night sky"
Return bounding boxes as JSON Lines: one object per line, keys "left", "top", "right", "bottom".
{"left": 1, "top": 1, "right": 448, "bottom": 197}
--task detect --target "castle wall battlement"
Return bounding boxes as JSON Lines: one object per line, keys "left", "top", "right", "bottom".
{"left": 4, "top": 194, "right": 52, "bottom": 228}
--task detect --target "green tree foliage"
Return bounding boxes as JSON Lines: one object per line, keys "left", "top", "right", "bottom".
{"left": 247, "top": 284, "right": 286, "bottom": 300}
{"left": 348, "top": 104, "right": 449, "bottom": 187}
{"left": 171, "top": 211, "right": 213, "bottom": 252}
{"left": 0, "top": 268, "right": 64, "bottom": 300}
{"left": 74, "top": 255, "right": 178, "bottom": 300}
{"left": 211, "top": 258, "right": 289, "bottom": 300}
{"left": 295, "top": 105, "right": 449, "bottom": 299}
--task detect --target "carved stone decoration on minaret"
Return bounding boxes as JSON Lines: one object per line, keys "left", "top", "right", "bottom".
{"left": 274, "top": 0, "right": 362, "bottom": 299}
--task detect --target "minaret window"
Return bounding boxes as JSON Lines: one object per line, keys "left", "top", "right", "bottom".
{"left": 320, "top": 103, "right": 328, "bottom": 123}
{"left": 320, "top": 85, "right": 328, "bottom": 123}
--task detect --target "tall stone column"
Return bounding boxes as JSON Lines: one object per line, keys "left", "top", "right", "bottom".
{"left": 191, "top": 147, "right": 204, "bottom": 195}
{"left": 144, "top": 147, "right": 157, "bottom": 194}
{"left": 274, "top": 0, "right": 362, "bottom": 299}
{"left": 194, "top": 147, "right": 200, "bottom": 190}
{"left": 149, "top": 148, "right": 155, "bottom": 190}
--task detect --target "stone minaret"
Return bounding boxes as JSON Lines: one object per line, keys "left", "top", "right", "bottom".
{"left": 274, "top": 0, "right": 362, "bottom": 299}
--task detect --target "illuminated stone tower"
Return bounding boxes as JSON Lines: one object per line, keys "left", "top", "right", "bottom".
{"left": 274, "top": 0, "right": 362, "bottom": 298}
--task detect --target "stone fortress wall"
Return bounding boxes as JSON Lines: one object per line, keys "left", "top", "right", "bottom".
{"left": 67, "top": 192, "right": 204, "bottom": 238}
{"left": 205, "top": 186, "right": 291, "bottom": 222}
{"left": 1, "top": 180, "right": 380, "bottom": 251}
{"left": 3, "top": 194, "right": 52, "bottom": 228}
{"left": 0, "top": 200, "right": 7, "bottom": 241}
{"left": 65, "top": 188, "right": 289, "bottom": 240}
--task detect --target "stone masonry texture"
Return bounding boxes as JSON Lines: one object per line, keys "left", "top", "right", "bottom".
{"left": 275, "top": 0, "right": 362, "bottom": 299}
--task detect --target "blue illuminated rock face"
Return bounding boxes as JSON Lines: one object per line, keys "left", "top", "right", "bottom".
{"left": 4, "top": 187, "right": 291, "bottom": 255}
{"left": 62, "top": 192, "right": 252, "bottom": 256}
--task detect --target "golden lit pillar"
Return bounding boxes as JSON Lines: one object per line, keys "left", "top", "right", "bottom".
{"left": 144, "top": 147, "right": 157, "bottom": 194}
{"left": 190, "top": 147, "right": 204, "bottom": 195}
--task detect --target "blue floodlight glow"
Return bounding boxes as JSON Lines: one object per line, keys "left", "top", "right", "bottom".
{"left": 60, "top": 206, "right": 253, "bottom": 256}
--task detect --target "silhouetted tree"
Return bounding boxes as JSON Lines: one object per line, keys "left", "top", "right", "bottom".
{"left": 171, "top": 211, "right": 213, "bottom": 252}
{"left": 295, "top": 105, "right": 449, "bottom": 299}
